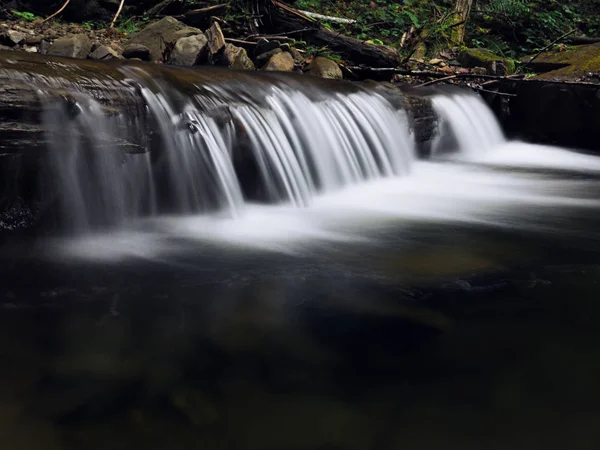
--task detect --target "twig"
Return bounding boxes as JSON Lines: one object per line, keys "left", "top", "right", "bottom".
{"left": 415, "top": 75, "right": 457, "bottom": 87}
{"left": 43, "top": 0, "right": 72, "bottom": 22}
{"left": 298, "top": 10, "right": 356, "bottom": 24}
{"left": 520, "top": 28, "right": 576, "bottom": 73}
{"left": 470, "top": 86, "right": 516, "bottom": 97}
{"left": 110, "top": 0, "right": 126, "bottom": 29}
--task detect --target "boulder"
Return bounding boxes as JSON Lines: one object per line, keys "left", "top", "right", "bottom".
{"left": 305, "top": 57, "right": 343, "bottom": 79}
{"left": 220, "top": 43, "right": 255, "bottom": 70}
{"left": 122, "top": 43, "right": 151, "bottom": 61}
{"left": 255, "top": 48, "right": 282, "bottom": 67}
{"left": 170, "top": 34, "right": 208, "bottom": 66}
{"left": 522, "top": 43, "right": 600, "bottom": 81}
{"left": 124, "top": 16, "right": 189, "bottom": 62}
{"left": 173, "top": 28, "right": 204, "bottom": 40}
{"left": 24, "top": 35, "right": 43, "bottom": 46}
{"left": 458, "top": 48, "right": 515, "bottom": 76}
{"left": 254, "top": 38, "right": 280, "bottom": 59}
{"left": 47, "top": 34, "right": 92, "bottom": 59}
{"left": 205, "top": 22, "right": 226, "bottom": 58}
{"left": 90, "top": 45, "right": 122, "bottom": 61}
{"left": 263, "top": 51, "right": 295, "bottom": 72}
{"left": 1, "top": 30, "right": 26, "bottom": 46}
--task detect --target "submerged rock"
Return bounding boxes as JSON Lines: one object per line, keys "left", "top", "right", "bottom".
{"left": 124, "top": 16, "right": 189, "bottom": 62}
{"left": 47, "top": 34, "right": 92, "bottom": 59}
{"left": 170, "top": 34, "right": 208, "bottom": 66}
{"left": 263, "top": 51, "right": 295, "bottom": 72}
{"left": 305, "top": 57, "right": 343, "bottom": 79}
{"left": 458, "top": 48, "right": 515, "bottom": 76}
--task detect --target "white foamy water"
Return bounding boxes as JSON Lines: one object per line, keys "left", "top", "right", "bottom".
{"left": 41, "top": 90, "right": 600, "bottom": 261}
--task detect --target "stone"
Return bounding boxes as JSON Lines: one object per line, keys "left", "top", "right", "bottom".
{"left": 170, "top": 34, "right": 208, "bottom": 66}
{"left": 0, "top": 30, "right": 26, "bottom": 46}
{"left": 429, "top": 58, "right": 443, "bottom": 65}
{"left": 458, "top": 48, "right": 515, "bottom": 76}
{"left": 90, "top": 45, "right": 122, "bottom": 61}
{"left": 24, "top": 46, "right": 38, "bottom": 53}
{"left": 24, "top": 35, "right": 43, "bottom": 45}
{"left": 521, "top": 42, "right": 600, "bottom": 81}
{"left": 221, "top": 44, "right": 255, "bottom": 70}
{"left": 40, "top": 40, "right": 51, "bottom": 55}
{"left": 173, "top": 28, "right": 204, "bottom": 40}
{"left": 47, "top": 34, "right": 92, "bottom": 59}
{"left": 122, "top": 43, "right": 151, "bottom": 61}
{"left": 263, "top": 51, "right": 295, "bottom": 71}
{"left": 254, "top": 38, "right": 280, "bottom": 59}
{"left": 45, "top": 29, "right": 58, "bottom": 39}
{"left": 255, "top": 47, "right": 282, "bottom": 67}
{"left": 125, "top": 16, "right": 189, "bottom": 62}
{"left": 290, "top": 48, "right": 304, "bottom": 64}
{"left": 205, "top": 22, "right": 226, "bottom": 57}
{"left": 306, "top": 57, "right": 343, "bottom": 79}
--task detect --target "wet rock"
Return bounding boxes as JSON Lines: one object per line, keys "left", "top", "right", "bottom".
{"left": 458, "top": 48, "right": 515, "bottom": 76}
{"left": 263, "top": 51, "right": 295, "bottom": 71}
{"left": 306, "top": 57, "right": 343, "bottom": 79}
{"left": 24, "top": 46, "right": 38, "bottom": 53}
{"left": 0, "top": 44, "right": 11, "bottom": 51}
{"left": 90, "top": 45, "right": 122, "bottom": 61}
{"left": 206, "top": 21, "right": 226, "bottom": 58}
{"left": 125, "top": 16, "right": 189, "bottom": 62}
{"left": 45, "top": 29, "right": 58, "bottom": 39}
{"left": 173, "top": 28, "right": 204, "bottom": 40}
{"left": 255, "top": 47, "right": 282, "bottom": 67}
{"left": 221, "top": 43, "right": 255, "bottom": 70}
{"left": 170, "top": 34, "right": 208, "bottom": 66}
{"left": 1, "top": 30, "right": 26, "bottom": 46}
{"left": 122, "top": 43, "right": 151, "bottom": 61}
{"left": 48, "top": 34, "right": 92, "bottom": 59}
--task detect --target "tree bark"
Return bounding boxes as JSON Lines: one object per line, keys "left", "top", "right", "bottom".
{"left": 451, "top": 0, "right": 473, "bottom": 44}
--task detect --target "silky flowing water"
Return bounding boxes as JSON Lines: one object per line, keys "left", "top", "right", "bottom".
{"left": 1, "top": 71, "right": 600, "bottom": 449}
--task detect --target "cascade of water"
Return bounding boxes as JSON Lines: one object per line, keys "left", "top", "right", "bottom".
{"left": 40, "top": 70, "right": 418, "bottom": 231}
{"left": 41, "top": 92, "right": 156, "bottom": 232}
{"left": 431, "top": 93, "right": 505, "bottom": 157}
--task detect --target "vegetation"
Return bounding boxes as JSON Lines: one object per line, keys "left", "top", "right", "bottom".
{"left": 4, "top": 0, "right": 600, "bottom": 62}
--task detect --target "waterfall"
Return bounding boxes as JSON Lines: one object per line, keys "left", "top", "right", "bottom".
{"left": 431, "top": 93, "right": 505, "bottom": 157}
{"left": 40, "top": 67, "right": 416, "bottom": 231}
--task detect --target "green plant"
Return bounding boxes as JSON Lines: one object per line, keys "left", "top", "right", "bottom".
{"left": 10, "top": 10, "right": 39, "bottom": 22}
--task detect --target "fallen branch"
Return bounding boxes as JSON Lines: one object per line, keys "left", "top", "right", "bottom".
{"left": 253, "top": 0, "right": 400, "bottom": 67}
{"left": 298, "top": 10, "right": 356, "bottom": 24}
{"left": 110, "top": 0, "right": 126, "bottom": 29}
{"left": 520, "top": 28, "right": 576, "bottom": 73}
{"left": 414, "top": 75, "right": 457, "bottom": 87}
{"left": 43, "top": 0, "right": 72, "bottom": 22}
{"left": 184, "top": 4, "right": 228, "bottom": 20}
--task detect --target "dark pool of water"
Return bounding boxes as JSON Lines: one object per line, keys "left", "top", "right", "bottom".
{"left": 1, "top": 216, "right": 600, "bottom": 450}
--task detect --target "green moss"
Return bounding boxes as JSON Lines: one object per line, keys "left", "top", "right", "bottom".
{"left": 459, "top": 48, "right": 516, "bottom": 75}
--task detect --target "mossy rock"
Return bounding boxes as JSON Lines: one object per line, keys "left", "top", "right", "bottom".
{"left": 458, "top": 48, "right": 516, "bottom": 76}
{"left": 522, "top": 43, "right": 600, "bottom": 81}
